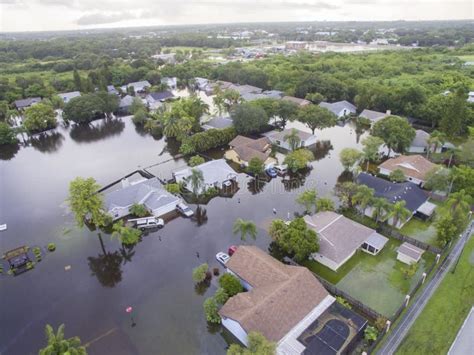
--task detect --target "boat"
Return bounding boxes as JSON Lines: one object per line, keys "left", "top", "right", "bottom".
{"left": 0, "top": 224, "right": 7, "bottom": 231}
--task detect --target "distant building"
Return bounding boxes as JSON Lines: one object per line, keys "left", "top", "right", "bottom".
{"left": 121, "top": 81, "right": 151, "bottom": 95}
{"left": 194, "top": 77, "right": 209, "bottom": 91}
{"left": 201, "top": 116, "right": 233, "bottom": 130}
{"left": 378, "top": 154, "right": 437, "bottom": 186}
{"left": 319, "top": 100, "right": 356, "bottom": 118}
{"left": 468, "top": 91, "right": 474, "bottom": 103}
{"left": 14, "top": 97, "right": 41, "bottom": 110}
{"left": 358, "top": 109, "right": 391, "bottom": 125}
{"left": 58, "top": 91, "right": 81, "bottom": 104}
{"left": 146, "top": 91, "right": 174, "bottom": 110}
{"left": 118, "top": 95, "right": 134, "bottom": 114}
{"left": 107, "top": 85, "right": 119, "bottom": 95}
{"left": 161, "top": 77, "right": 177, "bottom": 90}
{"left": 265, "top": 128, "right": 317, "bottom": 151}
{"left": 397, "top": 242, "right": 424, "bottom": 265}
{"left": 285, "top": 41, "right": 308, "bottom": 50}
{"left": 282, "top": 96, "right": 311, "bottom": 107}
{"left": 408, "top": 130, "right": 448, "bottom": 154}
{"left": 225, "top": 135, "right": 276, "bottom": 168}
{"left": 228, "top": 84, "right": 263, "bottom": 96}
{"left": 151, "top": 53, "right": 176, "bottom": 64}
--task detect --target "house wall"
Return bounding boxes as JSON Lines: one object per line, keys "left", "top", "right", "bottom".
{"left": 303, "top": 135, "right": 318, "bottom": 147}
{"left": 151, "top": 200, "right": 180, "bottom": 218}
{"left": 225, "top": 149, "right": 248, "bottom": 165}
{"left": 221, "top": 317, "right": 249, "bottom": 346}
{"left": 269, "top": 135, "right": 317, "bottom": 151}
{"left": 378, "top": 167, "right": 425, "bottom": 186}
{"left": 109, "top": 206, "right": 130, "bottom": 221}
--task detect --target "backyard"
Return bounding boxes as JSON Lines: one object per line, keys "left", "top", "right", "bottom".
{"left": 400, "top": 218, "right": 437, "bottom": 246}
{"left": 396, "top": 235, "right": 474, "bottom": 355}
{"left": 304, "top": 238, "right": 436, "bottom": 317}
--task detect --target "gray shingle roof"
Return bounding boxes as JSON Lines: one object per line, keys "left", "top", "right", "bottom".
{"left": 58, "top": 91, "right": 81, "bottom": 103}
{"left": 411, "top": 130, "right": 430, "bottom": 148}
{"left": 359, "top": 109, "right": 389, "bottom": 123}
{"left": 319, "top": 100, "right": 356, "bottom": 116}
{"left": 174, "top": 159, "right": 237, "bottom": 186}
{"left": 202, "top": 116, "right": 233, "bottom": 129}
{"left": 14, "top": 97, "right": 41, "bottom": 109}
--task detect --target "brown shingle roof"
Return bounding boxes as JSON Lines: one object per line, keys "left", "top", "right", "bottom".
{"left": 229, "top": 135, "right": 271, "bottom": 163}
{"left": 282, "top": 96, "right": 311, "bottom": 106}
{"left": 219, "top": 246, "right": 329, "bottom": 342}
{"left": 379, "top": 155, "right": 437, "bottom": 181}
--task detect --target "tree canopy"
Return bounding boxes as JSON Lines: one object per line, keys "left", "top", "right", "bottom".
{"left": 372, "top": 116, "right": 416, "bottom": 154}
{"left": 231, "top": 103, "right": 268, "bottom": 135}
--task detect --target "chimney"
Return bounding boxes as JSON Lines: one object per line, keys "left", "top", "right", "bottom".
{"left": 386, "top": 110, "right": 391, "bottom": 115}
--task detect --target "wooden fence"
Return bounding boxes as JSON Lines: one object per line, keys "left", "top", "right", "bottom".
{"left": 377, "top": 224, "right": 443, "bottom": 254}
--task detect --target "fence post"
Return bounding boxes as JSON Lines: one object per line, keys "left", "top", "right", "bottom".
{"left": 405, "top": 294, "right": 410, "bottom": 307}
{"left": 436, "top": 253, "right": 441, "bottom": 264}
{"left": 422, "top": 272, "right": 427, "bottom": 284}
{"left": 386, "top": 320, "right": 391, "bottom": 332}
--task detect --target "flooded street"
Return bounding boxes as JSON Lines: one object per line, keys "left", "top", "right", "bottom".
{"left": 0, "top": 114, "right": 368, "bottom": 354}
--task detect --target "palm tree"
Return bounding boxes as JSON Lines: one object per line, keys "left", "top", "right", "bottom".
{"left": 353, "top": 185, "right": 374, "bottom": 214}
{"left": 232, "top": 218, "right": 258, "bottom": 241}
{"left": 187, "top": 168, "right": 204, "bottom": 197}
{"left": 387, "top": 201, "right": 411, "bottom": 228}
{"left": 39, "top": 324, "right": 86, "bottom": 355}
{"left": 284, "top": 128, "right": 301, "bottom": 151}
{"left": 427, "top": 130, "right": 446, "bottom": 158}
{"left": 447, "top": 189, "right": 472, "bottom": 214}
{"left": 296, "top": 189, "right": 318, "bottom": 214}
{"left": 371, "top": 198, "right": 392, "bottom": 223}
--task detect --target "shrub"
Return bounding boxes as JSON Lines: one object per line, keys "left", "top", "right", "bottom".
{"left": 179, "top": 127, "right": 236, "bottom": 155}
{"left": 218, "top": 273, "right": 243, "bottom": 297}
{"left": 144, "top": 119, "right": 163, "bottom": 137}
{"left": 336, "top": 296, "right": 352, "bottom": 309}
{"left": 284, "top": 148, "right": 314, "bottom": 173}
{"left": 364, "top": 326, "right": 378, "bottom": 342}
{"left": 247, "top": 157, "right": 264, "bottom": 176}
{"left": 189, "top": 155, "right": 205, "bottom": 167}
{"left": 47, "top": 243, "right": 56, "bottom": 252}
{"left": 192, "top": 263, "right": 209, "bottom": 283}
{"left": 0, "top": 122, "right": 18, "bottom": 145}
{"left": 214, "top": 288, "right": 229, "bottom": 305}
{"left": 375, "top": 317, "right": 388, "bottom": 332}
{"left": 203, "top": 297, "right": 221, "bottom": 324}
{"left": 132, "top": 108, "right": 148, "bottom": 125}
{"left": 165, "top": 183, "right": 181, "bottom": 194}
{"left": 129, "top": 203, "right": 149, "bottom": 217}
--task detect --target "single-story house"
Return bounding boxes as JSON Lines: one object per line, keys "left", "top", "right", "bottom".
{"left": 265, "top": 128, "right": 317, "bottom": 151}
{"left": 202, "top": 116, "right": 233, "bottom": 130}
{"left": 219, "top": 246, "right": 337, "bottom": 354}
{"left": 378, "top": 154, "right": 437, "bottom": 186}
{"left": 282, "top": 96, "right": 311, "bottom": 107}
{"left": 161, "top": 77, "right": 177, "bottom": 90}
{"left": 357, "top": 173, "right": 436, "bottom": 228}
{"left": 14, "top": 97, "right": 41, "bottom": 110}
{"left": 304, "top": 211, "right": 389, "bottom": 271}
{"left": 241, "top": 92, "right": 268, "bottom": 101}
{"left": 358, "top": 109, "right": 391, "bottom": 125}
{"left": 104, "top": 177, "right": 180, "bottom": 221}
{"left": 229, "top": 84, "right": 263, "bottom": 96}
{"left": 397, "top": 242, "right": 424, "bottom": 265}
{"left": 225, "top": 135, "right": 276, "bottom": 168}
{"left": 173, "top": 159, "right": 237, "bottom": 194}
{"left": 408, "top": 130, "right": 448, "bottom": 154}
{"left": 118, "top": 95, "right": 134, "bottom": 114}
{"left": 146, "top": 91, "right": 174, "bottom": 110}
{"left": 194, "top": 77, "right": 209, "bottom": 90}
{"left": 58, "top": 91, "right": 81, "bottom": 104}
{"left": 121, "top": 80, "right": 151, "bottom": 94}
{"left": 319, "top": 100, "right": 356, "bottom": 118}
{"left": 107, "top": 85, "right": 119, "bottom": 95}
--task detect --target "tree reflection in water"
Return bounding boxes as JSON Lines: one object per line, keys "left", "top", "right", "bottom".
{"left": 193, "top": 206, "right": 208, "bottom": 226}
{"left": 87, "top": 233, "right": 123, "bottom": 288}
{"left": 29, "top": 131, "right": 65, "bottom": 153}
{"left": 309, "top": 140, "right": 333, "bottom": 161}
{"left": 281, "top": 168, "right": 312, "bottom": 192}
{"left": 69, "top": 118, "right": 125, "bottom": 143}
{"left": 0, "top": 143, "right": 20, "bottom": 160}
{"left": 247, "top": 178, "right": 267, "bottom": 195}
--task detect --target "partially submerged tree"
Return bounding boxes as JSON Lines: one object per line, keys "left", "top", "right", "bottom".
{"left": 296, "top": 189, "right": 318, "bottom": 214}
{"left": 39, "top": 324, "right": 86, "bottom": 355}
{"left": 372, "top": 116, "right": 415, "bottom": 155}
{"left": 361, "top": 136, "right": 384, "bottom": 171}
{"left": 339, "top": 148, "right": 363, "bottom": 171}
{"left": 192, "top": 263, "right": 209, "bottom": 283}
{"left": 23, "top": 102, "right": 57, "bottom": 133}
{"left": 247, "top": 157, "right": 265, "bottom": 176}
{"left": 203, "top": 297, "right": 221, "bottom": 324}
{"left": 111, "top": 221, "right": 142, "bottom": 246}
{"left": 219, "top": 273, "right": 243, "bottom": 297}
{"left": 316, "top": 197, "right": 335, "bottom": 212}
{"left": 283, "top": 148, "right": 314, "bottom": 173}
{"left": 297, "top": 104, "right": 337, "bottom": 134}
{"left": 68, "top": 177, "right": 108, "bottom": 228}
{"left": 233, "top": 218, "right": 258, "bottom": 241}
{"left": 0, "top": 122, "right": 18, "bottom": 145}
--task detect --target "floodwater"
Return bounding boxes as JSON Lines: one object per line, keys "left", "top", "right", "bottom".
{"left": 0, "top": 110, "right": 368, "bottom": 354}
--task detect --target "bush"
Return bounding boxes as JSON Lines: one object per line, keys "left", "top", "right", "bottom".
{"left": 284, "top": 148, "right": 314, "bottom": 173}
{"left": 214, "top": 287, "right": 229, "bottom": 305}
{"left": 247, "top": 157, "right": 264, "bottom": 176}
{"left": 189, "top": 155, "right": 205, "bottom": 167}
{"left": 192, "top": 263, "right": 209, "bottom": 283}
{"left": 132, "top": 108, "right": 148, "bottom": 125}
{"left": 179, "top": 127, "right": 236, "bottom": 155}
{"left": 144, "top": 119, "right": 163, "bottom": 137}
{"left": 47, "top": 243, "right": 56, "bottom": 252}
{"left": 0, "top": 122, "right": 18, "bottom": 145}
{"left": 203, "top": 297, "right": 221, "bottom": 324}
{"left": 165, "top": 183, "right": 181, "bottom": 194}
{"left": 218, "top": 273, "right": 243, "bottom": 297}
{"left": 129, "top": 203, "right": 149, "bottom": 217}
{"left": 389, "top": 168, "right": 406, "bottom": 182}
{"left": 364, "top": 326, "right": 378, "bottom": 342}
{"left": 336, "top": 296, "right": 352, "bottom": 309}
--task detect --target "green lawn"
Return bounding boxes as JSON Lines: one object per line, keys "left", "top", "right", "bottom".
{"left": 456, "top": 55, "right": 474, "bottom": 62}
{"left": 400, "top": 218, "right": 438, "bottom": 246}
{"left": 303, "top": 238, "right": 435, "bottom": 317}
{"left": 396, "top": 235, "right": 474, "bottom": 355}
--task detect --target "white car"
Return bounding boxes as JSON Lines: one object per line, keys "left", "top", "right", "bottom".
{"left": 274, "top": 165, "right": 288, "bottom": 176}
{"left": 176, "top": 202, "right": 194, "bottom": 217}
{"left": 135, "top": 217, "right": 164, "bottom": 230}
{"left": 216, "top": 252, "right": 230, "bottom": 265}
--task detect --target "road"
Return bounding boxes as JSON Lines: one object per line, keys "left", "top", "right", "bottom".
{"left": 376, "top": 220, "right": 473, "bottom": 355}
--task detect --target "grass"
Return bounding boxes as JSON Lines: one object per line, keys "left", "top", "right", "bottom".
{"left": 400, "top": 218, "right": 438, "bottom": 246}
{"left": 303, "top": 238, "right": 435, "bottom": 317}
{"left": 456, "top": 55, "right": 474, "bottom": 62}
{"left": 396, "top": 235, "right": 474, "bottom": 354}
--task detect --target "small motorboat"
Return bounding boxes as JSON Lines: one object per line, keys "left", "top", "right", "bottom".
{"left": 0, "top": 224, "right": 7, "bottom": 231}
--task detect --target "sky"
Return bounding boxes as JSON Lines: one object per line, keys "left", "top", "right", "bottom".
{"left": 0, "top": 0, "right": 472, "bottom": 32}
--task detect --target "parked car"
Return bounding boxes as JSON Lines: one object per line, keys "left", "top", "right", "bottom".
{"left": 176, "top": 202, "right": 194, "bottom": 217}
{"left": 274, "top": 165, "right": 287, "bottom": 176}
{"left": 265, "top": 167, "right": 277, "bottom": 178}
{"left": 134, "top": 217, "right": 164, "bottom": 230}
{"left": 216, "top": 252, "right": 230, "bottom": 265}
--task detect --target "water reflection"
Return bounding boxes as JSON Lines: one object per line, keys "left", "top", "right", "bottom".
{"left": 281, "top": 169, "right": 312, "bottom": 191}
{"left": 192, "top": 206, "right": 208, "bottom": 226}
{"left": 309, "top": 140, "right": 333, "bottom": 161}
{"left": 337, "top": 170, "right": 354, "bottom": 184}
{"left": 119, "top": 245, "right": 136, "bottom": 265}
{"left": 87, "top": 234, "right": 123, "bottom": 288}
{"left": 0, "top": 143, "right": 20, "bottom": 160}
{"left": 70, "top": 118, "right": 125, "bottom": 143}
{"left": 28, "top": 131, "right": 65, "bottom": 153}
{"left": 247, "top": 178, "right": 267, "bottom": 195}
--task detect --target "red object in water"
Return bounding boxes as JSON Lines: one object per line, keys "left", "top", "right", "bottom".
{"left": 126, "top": 306, "right": 133, "bottom": 313}
{"left": 228, "top": 245, "right": 238, "bottom": 256}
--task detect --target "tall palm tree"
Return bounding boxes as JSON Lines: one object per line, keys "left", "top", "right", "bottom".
{"left": 447, "top": 189, "right": 472, "bottom": 214}
{"left": 353, "top": 185, "right": 375, "bottom": 214}
{"left": 187, "top": 168, "right": 204, "bottom": 197}
{"left": 39, "top": 324, "right": 86, "bottom": 355}
{"left": 371, "top": 198, "right": 392, "bottom": 223}
{"left": 232, "top": 218, "right": 258, "bottom": 241}
{"left": 284, "top": 128, "right": 301, "bottom": 151}
{"left": 387, "top": 201, "right": 411, "bottom": 228}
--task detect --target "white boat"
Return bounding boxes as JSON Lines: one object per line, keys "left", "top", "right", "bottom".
{"left": 0, "top": 224, "right": 7, "bottom": 231}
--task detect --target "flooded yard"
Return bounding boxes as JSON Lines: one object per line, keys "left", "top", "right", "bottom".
{"left": 0, "top": 113, "right": 369, "bottom": 354}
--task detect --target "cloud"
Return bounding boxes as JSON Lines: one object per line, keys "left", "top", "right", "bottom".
{"left": 76, "top": 11, "right": 136, "bottom": 25}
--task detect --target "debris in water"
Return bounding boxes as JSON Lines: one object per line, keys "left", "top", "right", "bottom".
{"left": 0, "top": 224, "right": 7, "bottom": 231}
{"left": 64, "top": 265, "right": 71, "bottom": 271}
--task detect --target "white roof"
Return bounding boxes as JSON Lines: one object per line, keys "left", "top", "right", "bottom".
{"left": 416, "top": 201, "right": 437, "bottom": 216}
{"left": 174, "top": 159, "right": 237, "bottom": 186}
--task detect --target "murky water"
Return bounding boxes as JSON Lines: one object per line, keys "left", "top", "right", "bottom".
{"left": 0, "top": 109, "right": 368, "bottom": 354}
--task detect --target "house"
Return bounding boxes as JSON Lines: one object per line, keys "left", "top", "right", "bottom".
{"left": 229, "top": 84, "right": 263, "bottom": 96}
{"left": 121, "top": 80, "right": 151, "bottom": 94}
{"left": 58, "top": 91, "right": 81, "bottom": 104}
{"left": 146, "top": 91, "right": 174, "bottom": 110}
{"left": 378, "top": 154, "right": 437, "bottom": 186}
{"left": 304, "top": 211, "right": 389, "bottom": 271}
{"left": 408, "top": 130, "right": 445, "bottom": 154}
{"left": 319, "top": 100, "right": 356, "bottom": 118}
{"left": 397, "top": 242, "right": 424, "bottom": 265}
{"left": 151, "top": 53, "right": 176, "bottom": 64}
{"left": 161, "top": 77, "right": 177, "bottom": 90}
{"left": 265, "top": 128, "right": 317, "bottom": 151}
{"left": 356, "top": 173, "right": 436, "bottom": 227}
{"left": 262, "top": 90, "right": 284, "bottom": 99}
{"left": 104, "top": 177, "right": 181, "bottom": 221}
{"left": 194, "top": 77, "right": 209, "bottom": 90}
{"left": 118, "top": 95, "right": 134, "bottom": 114}
{"left": 225, "top": 135, "right": 276, "bottom": 167}
{"left": 358, "top": 109, "right": 391, "bottom": 125}
{"left": 285, "top": 41, "right": 308, "bottom": 50}
{"left": 14, "top": 97, "right": 41, "bottom": 110}
{"left": 282, "top": 96, "right": 311, "bottom": 107}
{"left": 202, "top": 116, "right": 233, "bottom": 130}
{"left": 173, "top": 159, "right": 237, "bottom": 194}
{"left": 220, "top": 246, "right": 367, "bottom": 354}
{"left": 107, "top": 85, "right": 119, "bottom": 95}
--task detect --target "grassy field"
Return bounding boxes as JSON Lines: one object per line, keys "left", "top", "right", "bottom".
{"left": 456, "top": 55, "right": 474, "bottom": 62}
{"left": 400, "top": 218, "right": 438, "bottom": 246}
{"left": 396, "top": 235, "right": 474, "bottom": 355}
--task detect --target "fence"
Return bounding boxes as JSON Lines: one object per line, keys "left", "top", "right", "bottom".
{"left": 377, "top": 224, "right": 443, "bottom": 254}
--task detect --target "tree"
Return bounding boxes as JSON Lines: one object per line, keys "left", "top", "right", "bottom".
{"left": 372, "top": 116, "right": 416, "bottom": 155}
{"left": 435, "top": 214, "right": 458, "bottom": 246}
{"left": 316, "top": 198, "right": 335, "bottom": 212}
{"left": 96, "top": 92, "right": 119, "bottom": 117}
{"left": 227, "top": 332, "right": 276, "bottom": 355}
{"left": 439, "top": 90, "right": 471, "bottom": 137}
{"left": 232, "top": 218, "right": 258, "bottom": 241}
{"left": 132, "top": 108, "right": 148, "bottom": 125}
{"left": 0, "top": 122, "right": 17, "bottom": 145}
{"left": 296, "top": 189, "right": 318, "bottom": 214}
{"left": 247, "top": 157, "right": 264, "bottom": 176}
{"left": 39, "top": 324, "right": 86, "bottom": 355}
{"left": 268, "top": 218, "right": 319, "bottom": 262}
{"left": 129, "top": 203, "right": 149, "bottom": 217}
{"left": 426, "top": 130, "right": 446, "bottom": 157}
{"left": 214, "top": 288, "right": 229, "bottom": 305}
{"left": 389, "top": 169, "right": 406, "bottom": 183}
{"left": 451, "top": 165, "right": 474, "bottom": 197}
{"left": 219, "top": 273, "right": 243, "bottom": 297}
{"left": 111, "top": 221, "right": 142, "bottom": 246}
{"left": 297, "top": 105, "right": 337, "bottom": 134}
{"left": 402, "top": 262, "right": 418, "bottom": 280}
{"left": 275, "top": 100, "right": 298, "bottom": 129}
{"left": 371, "top": 197, "right": 392, "bottom": 223}
{"left": 387, "top": 200, "right": 411, "bottom": 227}
{"left": 187, "top": 168, "right": 204, "bottom": 196}
{"left": 189, "top": 155, "right": 205, "bottom": 167}
{"left": 23, "top": 103, "right": 57, "bottom": 133}
{"left": 353, "top": 185, "right": 375, "bottom": 213}
{"left": 283, "top": 148, "right": 314, "bottom": 173}
{"left": 68, "top": 177, "right": 108, "bottom": 228}
{"left": 424, "top": 167, "right": 450, "bottom": 193}
{"left": 231, "top": 103, "right": 268, "bottom": 134}
{"left": 361, "top": 136, "right": 384, "bottom": 171}
{"left": 334, "top": 182, "right": 359, "bottom": 209}
{"left": 130, "top": 97, "right": 146, "bottom": 115}
{"left": 284, "top": 128, "right": 301, "bottom": 151}
{"left": 63, "top": 94, "right": 105, "bottom": 123}
{"left": 447, "top": 189, "right": 472, "bottom": 215}
{"left": 203, "top": 297, "right": 221, "bottom": 324}
{"left": 73, "top": 69, "right": 82, "bottom": 91}
{"left": 339, "top": 148, "right": 363, "bottom": 171}
{"left": 162, "top": 113, "right": 193, "bottom": 140}
{"left": 192, "top": 263, "right": 209, "bottom": 283}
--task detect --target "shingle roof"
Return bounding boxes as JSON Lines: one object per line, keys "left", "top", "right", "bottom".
{"left": 267, "top": 128, "right": 314, "bottom": 142}
{"left": 229, "top": 135, "right": 271, "bottom": 162}
{"left": 219, "top": 246, "right": 329, "bottom": 342}
{"left": 359, "top": 109, "right": 389, "bottom": 123}
{"left": 282, "top": 96, "right": 311, "bottom": 106}
{"left": 379, "top": 155, "right": 437, "bottom": 182}
{"left": 357, "top": 173, "right": 428, "bottom": 212}
{"left": 58, "top": 91, "right": 81, "bottom": 103}
{"left": 229, "top": 84, "right": 263, "bottom": 96}
{"left": 319, "top": 100, "right": 356, "bottom": 116}
{"left": 411, "top": 130, "right": 430, "bottom": 148}
{"left": 119, "top": 95, "right": 134, "bottom": 108}
{"left": 14, "top": 97, "right": 41, "bottom": 109}
{"left": 304, "top": 211, "right": 378, "bottom": 265}
{"left": 148, "top": 91, "right": 174, "bottom": 101}
{"left": 174, "top": 159, "right": 237, "bottom": 186}
{"left": 397, "top": 242, "right": 424, "bottom": 261}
